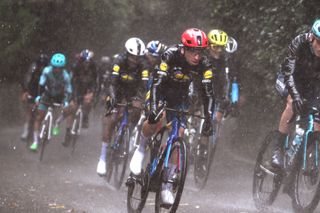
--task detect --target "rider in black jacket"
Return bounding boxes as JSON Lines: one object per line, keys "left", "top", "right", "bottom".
{"left": 96, "top": 37, "right": 149, "bottom": 176}
{"left": 20, "top": 54, "right": 49, "bottom": 140}
{"left": 128, "top": 28, "right": 215, "bottom": 205}
{"left": 272, "top": 19, "right": 320, "bottom": 168}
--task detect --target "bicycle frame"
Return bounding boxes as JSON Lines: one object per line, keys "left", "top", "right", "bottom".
{"left": 284, "top": 114, "right": 319, "bottom": 171}
{"left": 40, "top": 106, "right": 54, "bottom": 140}
{"left": 131, "top": 110, "right": 146, "bottom": 149}
{"left": 39, "top": 103, "right": 62, "bottom": 140}
{"left": 150, "top": 116, "right": 180, "bottom": 177}
{"left": 303, "top": 114, "right": 318, "bottom": 170}
{"left": 71, "top": 104, "right": 83, "bottom": 135}
{"left": 112, "top": 106, "right": 129, "bottom": 149}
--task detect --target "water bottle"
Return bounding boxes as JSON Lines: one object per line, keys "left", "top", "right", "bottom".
{"left": 231, "top": 78, "right": 239, "bottom": 104}
{"left": 288, "top": 127, "right": 304, "bottom": 164}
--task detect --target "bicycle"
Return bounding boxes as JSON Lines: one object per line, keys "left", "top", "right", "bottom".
{"left": 252, "top": 108, "right": 320, "bottom": 212}
{"left": 37, "top": 102, "right": 62, "bottom": 161}
{"left": 127, "top": 104, "right": 201, "bottom": 213}
{"left": 105, "top": 101, "right": 143, "bottom": 189}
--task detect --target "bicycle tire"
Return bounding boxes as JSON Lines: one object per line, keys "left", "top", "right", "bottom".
{"left": 71, "top": 112, "right": 81, "bottom": 154}
{"left": 127, "top": 150, "right": 151, "bottom": 213}
{"left": 39, "top": 120, "right": 50, "bottom": 161}
{"left": 292, "top": 138, "right": 320, "bottom": 213}
{"left": 155, "top": 137, "right": 188, "bottom": 213}
{"left": 113, "top": 127, "right": 130, "bottom": 189}
{"left": 252, "top": 130, "right": 283, "bottom": 211}
{"left": 193, "top": 134, "right": 214, "bottom": 190}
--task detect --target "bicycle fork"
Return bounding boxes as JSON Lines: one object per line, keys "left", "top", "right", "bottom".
{"left": 71, "top": 106, "right": 83, "bottom": 135}
{"left": 40, "top": 109, "right": 53, "bottom": 140}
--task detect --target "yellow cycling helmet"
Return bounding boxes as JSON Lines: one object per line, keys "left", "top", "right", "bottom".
{"left": 207, "top": 29, "right": 228, "bottom": 46}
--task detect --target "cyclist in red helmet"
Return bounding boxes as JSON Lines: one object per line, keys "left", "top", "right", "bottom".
{"left": 127, "top": 28, "right": 215, "bottom": 205}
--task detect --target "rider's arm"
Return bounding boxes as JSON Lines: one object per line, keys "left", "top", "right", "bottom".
{"left": 22, "top": 63, "right": 36, "bottom": 92}
{"left": 108, "top": 61, "right": 121, "bottom": 101}
{"left": 63, "top": 70, "right": 73, "bottom": 105}
{"left": 201, "top": 59, "right": 215, "bottom": 118}
{"left": 89, "top": 61, "right": 98, "bottom": 93}
{"left": 151, "top": 61, "right": 168, "bottom": 111}
{"left": 282, "top": 34, "right": 308, "bottom": 98}
{"left": 37, "top": 66, "right": 50, "bottom": 97}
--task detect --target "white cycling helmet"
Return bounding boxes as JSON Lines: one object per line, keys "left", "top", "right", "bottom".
{"left": 225, "top": 36, "right": 238, "bottom": 53}
{"left": 125, "top": 37, "right": 146, "bottom": 56}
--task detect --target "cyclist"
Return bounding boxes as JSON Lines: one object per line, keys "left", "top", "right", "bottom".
{"left": 96, "top": 37, "right": 149, "bottom": 176}
{"left": 206, "top": 29, "right": 241, "bottom": 135}
{"left": 29, "top": 53, "right": 73, "bottom": 151}
{"left": 272, "top": 19, "right": 320, "bottom": 168}
{"left": 20, "top": 53, "right": 49, "bottom": 140}
{"left": 96, "top": 56, "right": 112, "bottom": 104}
{"left": 128, "top": 28, "right": 215, "bottom": 205}
{"left": 70, "top": 49, "right": 98, "bottom": 129}
{"left": 144, "top": 40, "right": 168, "bottom": 109}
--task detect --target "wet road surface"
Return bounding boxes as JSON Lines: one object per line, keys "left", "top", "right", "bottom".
{"left": 1, "top": 110, "right": 310, "bottom": 213}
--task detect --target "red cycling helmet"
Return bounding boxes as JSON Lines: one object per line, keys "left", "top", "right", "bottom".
{"left": 181, "top": 28, "right": 208, "bottom": 48}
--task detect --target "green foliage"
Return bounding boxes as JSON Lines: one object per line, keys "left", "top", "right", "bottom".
{"left": 0, "top": 0, "right": 319, "bottom": 109}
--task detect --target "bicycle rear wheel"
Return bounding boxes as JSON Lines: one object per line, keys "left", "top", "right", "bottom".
{"left": 71, "top": 111, "right": 82, "bottom": 154}
{"left": 292, "top": 138, "right": 320, "bottom": 213}
{"left": 39, "top": 120, "right": 50, "bottom": 161}
{"left": 252, "top": 130, "right": 283, "bottom": 210}
{"left": 193, "top": 134, "right": 214, "bottom": 190}
{"left": 112, "top": 127, "right": 130, "bottom": 189}
{"left": 155, "top": 138, "right": 188, "bottom": 213}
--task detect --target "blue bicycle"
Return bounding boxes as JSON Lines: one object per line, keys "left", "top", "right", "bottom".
{"left": 253, "top": 107, "right": 320, "bottom": 213}
{"left": 127, "top": 104, "right": 191, "bottom": 213}
{"left": 105, "top": 102, "right": 142, "bottom": 189}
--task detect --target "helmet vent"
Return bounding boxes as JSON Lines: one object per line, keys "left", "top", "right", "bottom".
{"left": 196, "top": 36, "right": 202, "bottom": 45}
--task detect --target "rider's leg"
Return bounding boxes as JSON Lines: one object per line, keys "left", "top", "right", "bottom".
{"left": 82, "top": 92, "right": 93, "bottom": 128}
{"left": 21, "top": 103, "right": 34, "bottom": 140}
{"left": 272, "top": 95, "right": 293, "bottom": 168}
{"left": 61, "top": 102, "right": 77, "bottom": 147}
{"left": 97, "top": 110, "right": 119, "bottom": 175}
{"left": 128, "top": 115, "right": 164, "bottom": 176}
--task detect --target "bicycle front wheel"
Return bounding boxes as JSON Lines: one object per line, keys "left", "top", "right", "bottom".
{"left": 252, "top": 130, "right": 283, "bottom": 211}
{"left": 71, "top": 111, "right": 82, "bottom": 154}
{"left": 113, "top": 127, "right": 130, "bottom": 189}
{"left": 292, "top": 138, "right": 320, "bottom": 213}
{"left": 39, "top": 119, "right": 50, "bottom": 161}
{"left": 155, "top": 138, "right": 188, "bottom": 213}
{"left": 193, "top": 134, "right": 215, "bottom": 190}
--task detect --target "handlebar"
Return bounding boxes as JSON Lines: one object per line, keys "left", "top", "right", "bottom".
{"left": 154, "top": 102, "right": 206, "bottom": 120}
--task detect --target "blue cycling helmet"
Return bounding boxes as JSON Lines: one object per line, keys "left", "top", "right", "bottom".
{"left": 80, "top": 49, "right": 94, "bottom": 61}
{"left": 146, "top": 40, "right": 166, "bottom": 57}
{"left": 50, "top": 53, "right": 66, "bottom": 68}
{"left": 311, "top": 19, "right": 320, "bottom": 39}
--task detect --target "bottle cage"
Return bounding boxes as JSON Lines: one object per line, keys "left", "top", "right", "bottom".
{"left": 225, "top": 37, "right": 238, "bottom": 53}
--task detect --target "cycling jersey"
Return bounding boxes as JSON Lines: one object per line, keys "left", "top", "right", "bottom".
{"left": 22, "top": 62, "right": 47, "bottom": 99}
{"left": 71, "top": 58, "right": 97, "bottom": 102}
{"left": 109, "top": 52, "right": 149, "bottom": 102}
{"left": 38, "top": 65, "right": 72, "bottom": 104}
{"left": 281, "top": 33, "right": 320, "bottom": 98}
{"left": 151, "top": 45, "right": 214, "bottom": 120}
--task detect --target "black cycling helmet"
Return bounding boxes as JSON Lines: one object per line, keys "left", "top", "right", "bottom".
{"left": 37, "top": 53, "right": 49, "bottom": 65}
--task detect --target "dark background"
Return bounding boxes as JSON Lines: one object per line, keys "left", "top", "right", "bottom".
{"left": 0, "top": 0, "right": 319, "bottom": 127}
